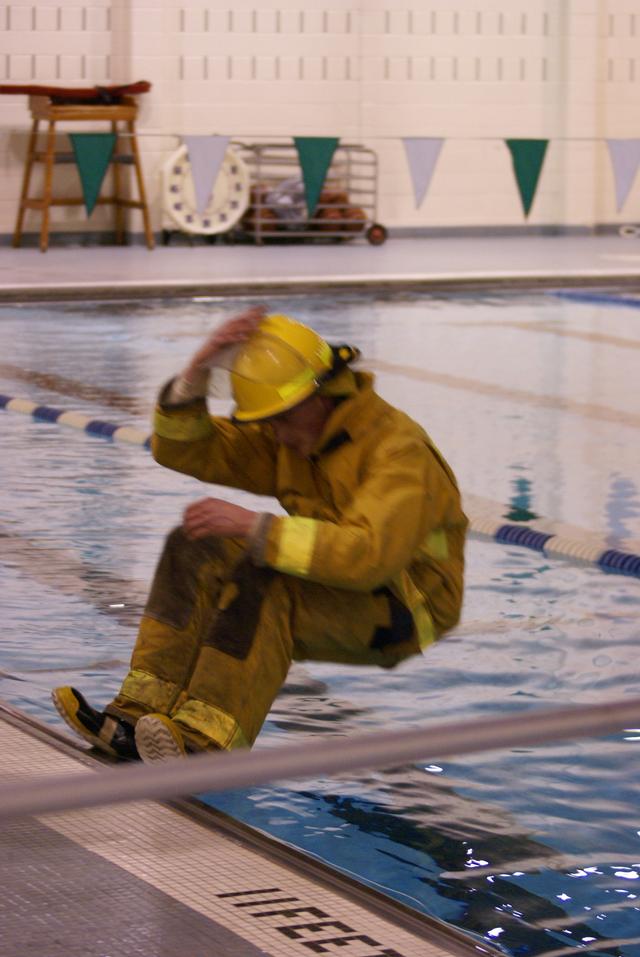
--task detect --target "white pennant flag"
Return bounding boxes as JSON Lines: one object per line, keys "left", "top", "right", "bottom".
{"left": 606, "top": 139, "right": 640, "bottom": 212}
{"left": 182, "top": 135, "right": 230, "bottom": 216}
{"left": 402, "top": 137, "right": 444, "bottom": 208}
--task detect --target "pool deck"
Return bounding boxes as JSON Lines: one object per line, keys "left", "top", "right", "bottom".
{"left": 1, "top": 233, "right": 640, "bottom": 299}
{"left": 0, "top": 703, "right": 494, "bottom": 957}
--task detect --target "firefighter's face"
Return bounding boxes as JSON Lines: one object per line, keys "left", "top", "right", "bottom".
{"left": 267, "top": 394, "right": 333, "bottom": 457}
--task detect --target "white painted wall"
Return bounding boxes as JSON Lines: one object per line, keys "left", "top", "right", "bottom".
{"left": 1, "top": 0, "right": 639, "bottom": 240}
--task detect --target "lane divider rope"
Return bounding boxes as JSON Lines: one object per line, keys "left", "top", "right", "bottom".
{"left": 0, "top": 393, "right": 151, "bottom": 448}
{"left": 2, "top": 392, "right": 639, "bottom": 579}
{"left": 0, "top": 696, "right": 638, "bottom": 822}
{"left": 469, "top": 512, "right": 640, "bottom": 578}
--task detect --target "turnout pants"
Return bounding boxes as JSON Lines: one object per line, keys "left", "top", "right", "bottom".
{"left": 107, "top": 527, "right": 420, "bottom": 751}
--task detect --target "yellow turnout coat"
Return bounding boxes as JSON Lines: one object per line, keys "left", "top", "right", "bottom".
{"left": 152, "top": 370, "right": 467, "bottom": 649}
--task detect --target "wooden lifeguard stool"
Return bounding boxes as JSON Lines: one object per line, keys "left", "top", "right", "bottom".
{"left": 8, "top": 84, "right": 154, "bottom": 252}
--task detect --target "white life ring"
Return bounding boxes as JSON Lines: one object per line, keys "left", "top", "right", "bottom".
{"left": 162, "top": 145, "right": 250, "bottom": 235}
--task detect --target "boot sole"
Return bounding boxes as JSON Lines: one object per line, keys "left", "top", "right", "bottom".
{"left": 51, "top": 687, "right": 119, "bottom": 759}
{"left": 135, "top": 715, "right": 186, "bottom": 763}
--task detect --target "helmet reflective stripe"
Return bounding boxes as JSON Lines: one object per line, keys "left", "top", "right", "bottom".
{"left": 277, "top": 367, "right": 317, "bottom": 401}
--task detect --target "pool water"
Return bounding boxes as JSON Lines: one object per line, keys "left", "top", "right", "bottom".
{"left": 1, "top": 290, "right": 639, "bottom": 956}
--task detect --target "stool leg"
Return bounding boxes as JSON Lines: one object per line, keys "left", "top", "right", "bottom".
{"left": 39, "top": 119, "right": 56, "bottom": 253}
{"left": 112, "top": 120, "right": 126, "bottom": 244}
{"left": 128, "top": 119, "right": 155, "bottom": 250}
{"left": 13, "top": 119, "right": 39, "bottom": 248}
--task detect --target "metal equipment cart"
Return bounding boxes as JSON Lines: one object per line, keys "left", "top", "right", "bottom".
{"left": 231, "top": 141, "right": 387, "bottom": 245}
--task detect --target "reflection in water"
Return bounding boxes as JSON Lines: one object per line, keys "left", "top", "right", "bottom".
{"left": 505, "top": 467, "right": 539, "bottom": 522}
{"left": 0, "top": 522, "right": 146, "bottom": 628}
{"left": 605, "top": 474, "right": 640, "bottom": 545}
{"left": 309, "top": 784, "right": 624, "bottom": 957}
{"left": 274, "top": 674, "right": 369, "bottom": 732}
{"left": 213, "top": 671, "right": 633, "bottom": 956}
{"left": 0, "top": 361, "right": 144, "bottom": 415}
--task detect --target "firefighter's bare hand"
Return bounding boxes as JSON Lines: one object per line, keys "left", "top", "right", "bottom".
{"left": 183, "top": 305, "right": 267, "bottom": 383}
{"left": 182, "top": 497, "right": 257, "bottom": 540}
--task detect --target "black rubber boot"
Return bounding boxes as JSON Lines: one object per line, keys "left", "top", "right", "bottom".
{"left": 52, "top": 686, "right": 139, "bottom": 760}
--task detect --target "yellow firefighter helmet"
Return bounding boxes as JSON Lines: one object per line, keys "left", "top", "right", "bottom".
{"left": 231, "top": 314, "right": 336, "bottom": 422}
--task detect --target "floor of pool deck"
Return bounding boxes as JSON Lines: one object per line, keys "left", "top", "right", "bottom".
{"left": 1, "top": 232, "right": 640, "bottom": 299}
{"left": 0, "top": 704, "right": 493, "bottom": 957}
{"left": 1, "top": 232, "right": 637, "bottom": 957}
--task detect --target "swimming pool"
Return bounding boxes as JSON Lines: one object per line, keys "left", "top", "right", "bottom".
{"left": 1, "top": 290, "right": 639, "bottom": 956}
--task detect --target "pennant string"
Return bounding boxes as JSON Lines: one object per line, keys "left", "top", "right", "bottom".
{"left": 64, "top": 132, "right": 640, "bottom": 221}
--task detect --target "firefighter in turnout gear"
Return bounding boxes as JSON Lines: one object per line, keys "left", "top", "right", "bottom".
{"left": 53, "top": 306, "right": 467, "bottom": 763}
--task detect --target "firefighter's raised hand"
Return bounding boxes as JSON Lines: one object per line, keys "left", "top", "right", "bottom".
{"left": 182, "top": 497, "right": 257, "bottom": 540}
{"left": 182, "top": 305, "right": 267, "bottom": 384}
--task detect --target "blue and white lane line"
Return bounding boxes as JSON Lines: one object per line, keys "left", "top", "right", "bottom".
{"left": 0, "top": 394, "right": 151, "bottom": 448}
{"left": 2, "top": 393, "right": 639, "bottom": 580}
{"left": 469, "top": 512, "right": 640, "bottom": 579}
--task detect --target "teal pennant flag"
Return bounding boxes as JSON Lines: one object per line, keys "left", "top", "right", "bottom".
{"left": 69, "top": 132, "right": 117, "bottom": 215}
{"left": 294, "top": 137, "right": 339, "bottom": 217}
{"left": 505, "top": 139, "right": 549, "bottom": 217}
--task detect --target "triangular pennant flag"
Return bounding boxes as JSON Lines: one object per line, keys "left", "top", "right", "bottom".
{"left": 183, "top": 135, "right": 230, "bottom": 216}
{"left": 505, "top": 139, "right": 549, "bottom": 217}
{"left": 402, "top": 137, "right": 444, "bottom": 208}
{"left": 69, "top": 133, "right": 116, "bottom": 215}
{"left": 606, "top": 139, "right": 640, "bottom": 212}
{"left": 293, "top": 137, "right": 339, "bottom": 216}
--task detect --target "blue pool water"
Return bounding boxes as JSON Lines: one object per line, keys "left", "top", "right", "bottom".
{"left": 1, "top": 290, "right": 639, "bottom": 956}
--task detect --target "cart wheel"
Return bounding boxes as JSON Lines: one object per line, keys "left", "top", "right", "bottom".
{"left": 366, "top": 223, "right": 387, "bottom": 246}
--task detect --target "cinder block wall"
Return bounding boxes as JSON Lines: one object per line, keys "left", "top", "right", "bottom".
{"left": 1, "top": 0, "right": 638, "bottom": 240}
